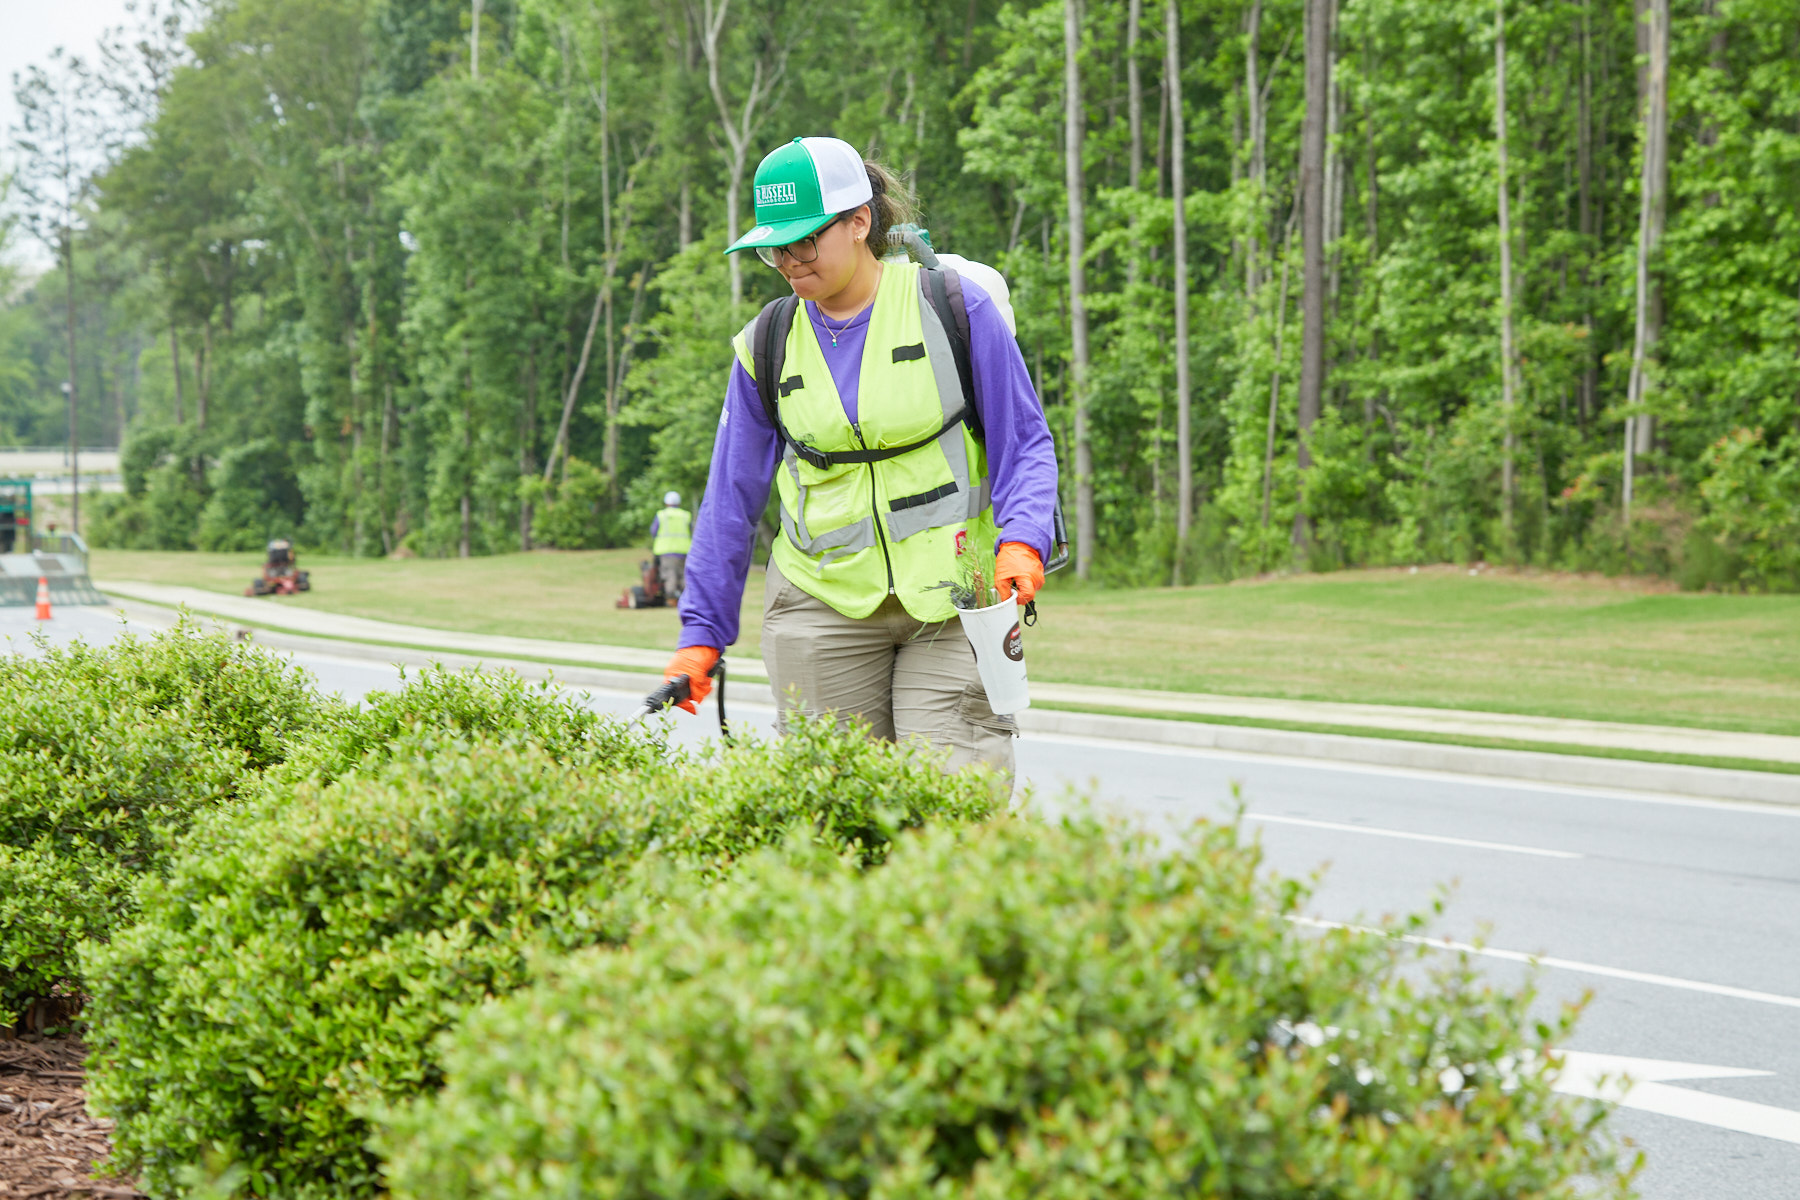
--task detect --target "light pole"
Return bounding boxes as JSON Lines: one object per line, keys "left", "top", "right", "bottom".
{"left": 61, "top": 380, "right": 78, "bottom": 536}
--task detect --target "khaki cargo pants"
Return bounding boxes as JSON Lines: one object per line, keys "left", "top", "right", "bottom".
{"left": 657, "top": 553, "right": 686, "bottom": 599}
{"left": 761, "top": 558, "right": 1016, "bottom": 778}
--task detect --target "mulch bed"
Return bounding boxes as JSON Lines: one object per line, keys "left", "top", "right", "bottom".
{"left": 0, "top": 1037, "right": 142, "bottom": 1198}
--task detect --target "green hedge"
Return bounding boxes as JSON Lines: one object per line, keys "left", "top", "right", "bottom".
{"left": 258, "top": 662, "right": 668, "bottom": 793}
{"left": 85, "top": 715, "right": 1005, "bottom": 1198}
{"left": 0, "top": 626, "right": 327, "bottom": 1021}
{"left": 382, "top": 818, "right": 1633, "bottom": 1200}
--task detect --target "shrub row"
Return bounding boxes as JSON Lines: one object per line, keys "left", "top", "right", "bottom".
{"left": 7, "top": 627, "right": 1631, "bottom": 1198}
{"left": 84, "top": 706, "right": 1004, "bottom": 1197}
{"left": 0, "top": 626, "right": 327, "bottom": 1021}
{"left": 262, "top": 662, "right": 668, "bottom": 792}
{"left": 382, "top": 817, "right": 1636, "bottom": 1200}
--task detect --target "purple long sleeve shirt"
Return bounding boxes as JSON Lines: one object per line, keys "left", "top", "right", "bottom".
{"left": 676, "top": 275, "right": 1058, "bottom": 651}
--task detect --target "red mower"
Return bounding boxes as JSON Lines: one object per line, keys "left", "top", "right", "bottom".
{"left": 245, "top": 538, "right": 311, "bottom": 597}
{"left": 616, "top": 557, "right": 668, "bottom": 609}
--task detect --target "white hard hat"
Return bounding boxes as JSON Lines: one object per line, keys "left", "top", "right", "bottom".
{"left": 664, "top": 491, "right": 681, "bottom": 506}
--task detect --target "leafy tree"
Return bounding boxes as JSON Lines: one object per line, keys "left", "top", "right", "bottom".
{"left": 0, "top": 0, "right": 1790, "bottom": 590}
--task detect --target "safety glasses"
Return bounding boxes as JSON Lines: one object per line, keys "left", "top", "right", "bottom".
{"left": 755, "top": 215, "right": 843, "bottom": 269}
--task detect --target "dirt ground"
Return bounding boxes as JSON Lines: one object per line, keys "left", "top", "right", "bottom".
{"left": 0, "top": 1037, "right": 140, "bottom": 1198}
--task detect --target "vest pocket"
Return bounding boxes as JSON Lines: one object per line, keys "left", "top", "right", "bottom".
{"left": 885, "top": 481, "right": 967, "bottom": 543}
{"left": 889, "top": 481, "right": 958, "bottom": 512}
{"left": 780, "top": 458, "right": 877, "bottom": 562}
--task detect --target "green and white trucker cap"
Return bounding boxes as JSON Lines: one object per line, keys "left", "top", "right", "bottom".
{"left": 724, "top": 137, "right": 872, "bottom": 255}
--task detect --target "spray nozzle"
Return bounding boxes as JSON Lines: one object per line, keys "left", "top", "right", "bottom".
{"left": 885, "top": 223, "right": 940, "bottom": 269}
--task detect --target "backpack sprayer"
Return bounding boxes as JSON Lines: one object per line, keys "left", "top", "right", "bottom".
{"left": 888, "top": 224, "right": 1070, "bottom": 583}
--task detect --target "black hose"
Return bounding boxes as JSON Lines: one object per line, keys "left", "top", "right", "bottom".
{"left": 711, "top": 659, "right": 731, "bottom": 744}
{"left": 1044, "top": 499, "right": 1071, "bottom": 574}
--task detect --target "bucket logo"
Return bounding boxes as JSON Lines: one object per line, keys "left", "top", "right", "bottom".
{"left": 755, "top": 181, "right": 798, "bottom": 207}
{"left": 1002, "top": 622, "right": 1024, "bottom": 662}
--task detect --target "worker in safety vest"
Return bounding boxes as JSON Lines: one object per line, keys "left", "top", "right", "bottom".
{"left": 661, "top": 136, "right": 1057, "bottom": 777}
{"left": 649, "top": 491, "right": 692, "bottom": 600}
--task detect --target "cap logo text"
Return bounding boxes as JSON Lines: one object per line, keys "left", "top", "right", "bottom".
{"left": 755, "top": 182, "right": 798, "bottom": 206}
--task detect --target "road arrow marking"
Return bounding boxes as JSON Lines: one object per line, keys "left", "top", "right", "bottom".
{"left": 1284, "top": 920, "right": 1800, "bottom": 1143}
{"left": 1264, "top": 1017, "right": 1800, "bottom": 1146}
{"left": 1551, "top": 1050, "right": 1800, "bottom": 1145}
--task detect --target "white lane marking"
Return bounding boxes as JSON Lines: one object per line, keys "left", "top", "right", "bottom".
{"left": 1243, "top": 812, "right": 1581, "bottom": 859}
{"left": 1553, "top": 1051, "right": 1800, "bottom": 1145}
{"left": 1026, "top": 731, "right": 1800, "bottom": 818}
{"left": 1289, "top": 916, "right": 1800, "bottom": 1011}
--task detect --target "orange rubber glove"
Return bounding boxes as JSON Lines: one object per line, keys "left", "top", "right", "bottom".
{"left": 662, "top": 645, "right": 720, "bottom": 714}
{"left": 995, "top": 542, "right": 1045, "bottom": 605}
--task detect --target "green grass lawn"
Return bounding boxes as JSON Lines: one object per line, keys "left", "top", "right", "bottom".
{"left": 93, "top": 550, "right": 1800, "bottom": 737}
{"left": 1034, "top": 567, "right": 1800, "bottom": 737}
{"left": 92, "top": 548, "right": 763, "bottom": 657}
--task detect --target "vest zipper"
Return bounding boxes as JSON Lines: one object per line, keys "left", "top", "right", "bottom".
{"left": 853, "top": 420, "right": 897, "bottom": 595}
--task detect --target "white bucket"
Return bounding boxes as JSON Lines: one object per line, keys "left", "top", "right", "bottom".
{"left": 955, "top": 594, "right": 1030, "bottom": 715}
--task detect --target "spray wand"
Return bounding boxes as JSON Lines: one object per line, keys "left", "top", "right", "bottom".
{"left": 627, "top": 658, "right": 730, "bottom": 742}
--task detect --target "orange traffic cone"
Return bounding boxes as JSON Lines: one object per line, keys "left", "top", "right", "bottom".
{"left": 34, "top": 576, "right": 51, "bottom": 621}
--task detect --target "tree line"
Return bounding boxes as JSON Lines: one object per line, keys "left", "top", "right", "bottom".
{"left": 3, "top": 0, "right": 1796, "bottom": 589}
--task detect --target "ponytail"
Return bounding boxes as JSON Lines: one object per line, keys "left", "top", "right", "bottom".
{"left": 860, "top": 161, "right": 917, "bottom": 255}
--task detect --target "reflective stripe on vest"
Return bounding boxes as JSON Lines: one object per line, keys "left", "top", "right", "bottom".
{"left": 731, "top": 261, "right": 994, "bottom": 623}
{"left": 652, "top": 507, "right": 692, "bottom": 555}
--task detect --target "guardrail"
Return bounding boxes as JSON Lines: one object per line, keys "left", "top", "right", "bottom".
{"left": 31, "top": 530, "right": 90, "bottom": 575}
{"left": 0, "top": 446, "right": 120, "bottom": 456}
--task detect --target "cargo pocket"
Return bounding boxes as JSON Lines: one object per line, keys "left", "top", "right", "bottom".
{"left": 942, "top": 683, "right": 1016, "bottom": 780}
{"left": 762, "top": 560, "right": 807, "bottom": 619}
{"left": 956, "top": 683, "right": 1017, "bottom": 736}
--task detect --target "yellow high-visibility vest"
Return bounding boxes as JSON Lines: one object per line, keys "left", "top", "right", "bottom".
{"left": 732, "top": 260, "right": 994, "bottom": 623}
{"left": 652, "top": 507, "right": 692, "bottom": 555}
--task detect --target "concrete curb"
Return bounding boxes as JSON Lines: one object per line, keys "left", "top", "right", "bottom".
{"left": 111, "top": 600, "right": 783, "bottom": 707}
{"left": 1017, "top": 709, "right": 1799, "bottom": 807}
{"left": 261, "top": 624, "right": 1800, "bottom": 807}
{"left": 278, "top": 628, "right": 785, "bottom": 709}
{"left": 112, "top": 595, "right": 1797, "bottom": 808}
{"left": 98, "top": 581, "right": 1800, "bottom": 762}
{"left": 96, "top": 579, "right": 770, "bottom": 680}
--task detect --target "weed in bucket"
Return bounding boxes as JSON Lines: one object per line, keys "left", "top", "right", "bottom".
{"left": 944, "top": 538, "right": 1030, "bottom": 714}
{"left": 945, "top": 540, "right": 1003, "bottom": 612}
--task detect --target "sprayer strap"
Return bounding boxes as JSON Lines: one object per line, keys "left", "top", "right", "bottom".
{"left": 752, "top": 268, "right": 983, "bottom": 454}
{"left": 922, "top": 268, "right": 981, "bottom": 442}
{"left": 751, "top": 295, "right": 801, "bottom": 437}
{"left": 751, "top": 295, "right": 971, "bottom": 471}
{"left": 780, "top": 405, "right": 974, "bottom": 470}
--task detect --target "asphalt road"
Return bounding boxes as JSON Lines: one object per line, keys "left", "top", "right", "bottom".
{"left": 13, "top": 604, "right": 1800, "bottom": 1198}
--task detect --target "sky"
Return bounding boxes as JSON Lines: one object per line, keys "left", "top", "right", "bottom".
{"left": 1, "top": 0, "right": 138, "bottom": 271}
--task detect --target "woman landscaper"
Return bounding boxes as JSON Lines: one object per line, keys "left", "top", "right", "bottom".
{"left": 661, "top": 136, "right": 1058, "bottom": 776}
